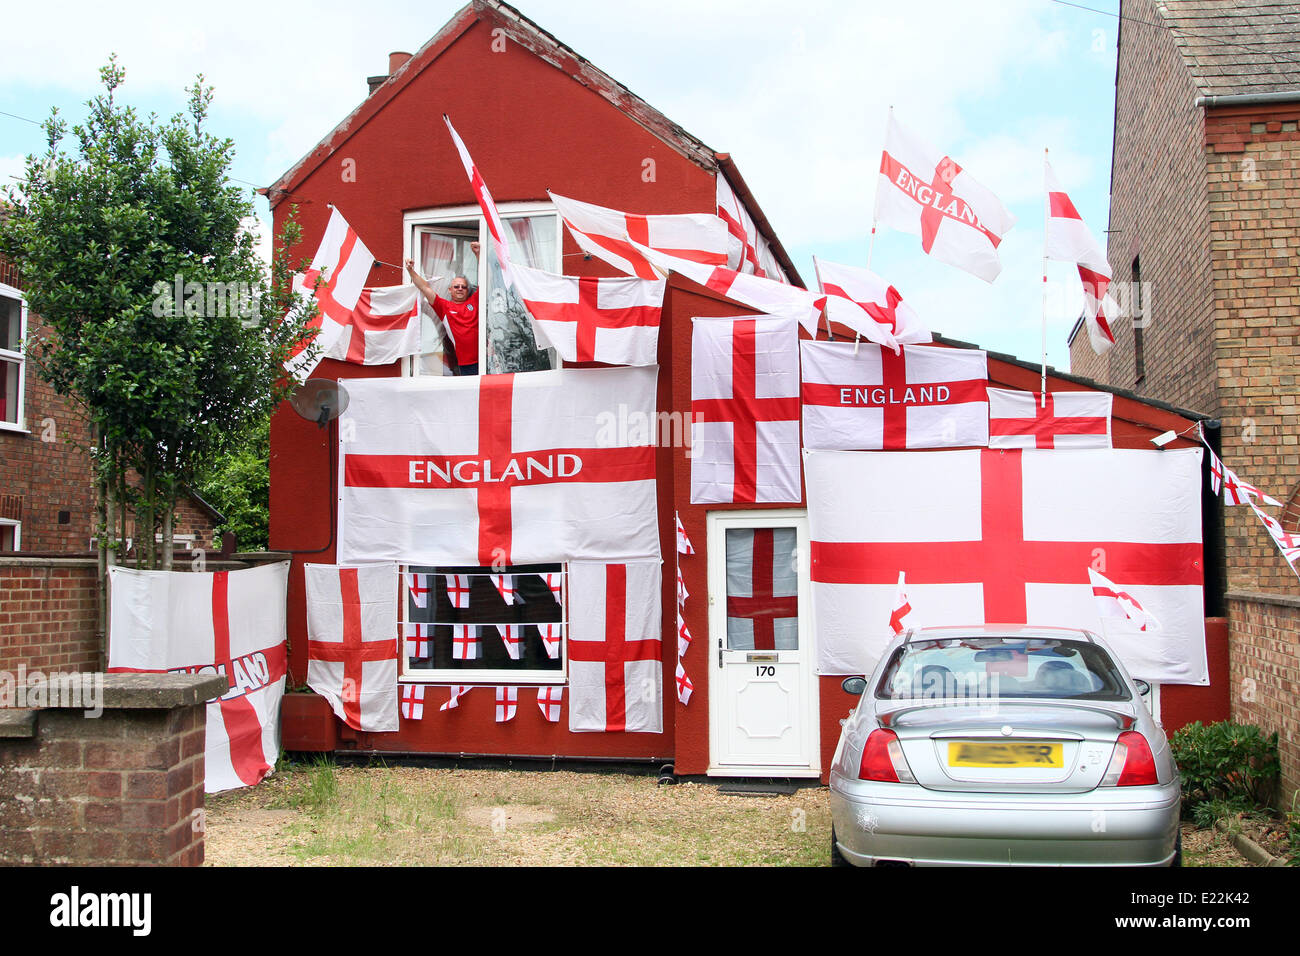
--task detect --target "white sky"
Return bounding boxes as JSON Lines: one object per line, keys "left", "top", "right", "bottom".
{"left": 0, "top": 0, "right": 1125, "bottom": 369}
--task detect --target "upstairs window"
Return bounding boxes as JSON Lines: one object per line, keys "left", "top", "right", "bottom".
{"left": 1131, "top": 256, "right": 1145, "bottom": 384}
{"left": 0, "top": 285, "right": 25, "bottom": 428}
{"left": 405, "top": 204, "right": 560, "bottom": 377}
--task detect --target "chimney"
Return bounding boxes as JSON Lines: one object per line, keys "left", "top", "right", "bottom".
{"left": 368, "top": 51, "right": 413, "bottom": 95}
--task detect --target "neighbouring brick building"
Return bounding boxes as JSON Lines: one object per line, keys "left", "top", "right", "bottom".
{"left": 1068, "top": 0, "right": 1300, "bottom": 801}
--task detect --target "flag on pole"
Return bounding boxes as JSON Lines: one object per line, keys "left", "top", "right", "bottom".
{"left": 305, "top": 563, "right": 400, "bottom": 733}
{"left": 987, "top": 388, "right": 1112, "bottom": 449}
{"left": 676, "top": 564, "right": 689, "bottom": 607}
{"left": 889, "top": 571, "right": 913, "bottom": 636}
{"left": 287, "top": 207, "right": 376, "bottom": 381}
{"left": 1044, "top": 158, "right": 1120, "bottom": 356}
{"left": 1088, "top": 567, "right": 1161, "bottom": 632}
{"left": 813, "top": 257, "right": 931, "bottom": 351}
{"left": 511, "top": 262, "right": 664, "bottom": 366}
{"left": 445, "top": 115, "right": 513, "bottom": 284}
{"left": 548, "top": 191, "right": 733, "bottom": 280}
{"left": 107, "top": 562, "right": 289, "bottom": 793}
{"left": 323, "top": 284, "right": 423, "bottom": 366}
{"left": 677, "top": 610, "right": 693, "bottom": 658}
{"left": 875, "top": 114, "right": 1016, "bottom": 282}
{"left": 692, "top": 315, "right": 802, "bottom": 504}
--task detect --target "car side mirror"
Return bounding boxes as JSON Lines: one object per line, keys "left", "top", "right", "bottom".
{"left": 841, "top": 676, "right": 868, "bottom": 696}
{"left": 1134, "top": 678, "right": 1151, "bottom": 697}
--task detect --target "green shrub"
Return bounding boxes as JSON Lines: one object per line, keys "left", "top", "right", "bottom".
{"left": 1170, "top": 721, "right": 1279, "bottom": 814}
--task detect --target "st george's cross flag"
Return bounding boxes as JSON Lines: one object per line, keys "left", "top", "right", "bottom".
{"left": 801, "top": 341, "right": 988, "bottom": 450}
{"left": 323, "top": 284, "right": 423, "bottom": 366}
{"left": 537, "top": 685, "right": 564, "bottom": 722}
{"left": 726, "top": 527, "right": 800, "bottom": 651}
{"left": 446, "top": 574, "right": 472, "bottom": 609}
{"left": 675, "top": 660, "right": 695, "bottom": 705}
{"left": 875, "top": 114, "right": 1016, "bottom": 282}
{"left": 568, "top": 561, "right": 663, "bottom": 733}
{"left": 305, "top": 563, "right": 400, "bottom": 733}
{"left": 495, "top": 686, "right": 518, "bottom": 722}
{"left": 987, "top": 388, "right": 1112, "bottom": 449}
{"left": 1248, "top": 500, "right": 1300, "bottom": 576}
{"left": 338, "top": 367, "right": 660, "bottom": 566}
{"left": 496, "top": 624, "right": 524, "bottom": 660}
{"left": 404, "top": 622, "right": 433, "bottom": 659}
{"left": 445, "top": 115, "right": 513, "bottom": 284}
{"left": 635, "top": 241, "right": 824, "bottom": 335}
{"left": 1045, "top": 158, "right": 1121, "bottom": 356}
{"left": 813, "top": 257, "right": 932, "bottom": 352}
{"left": 889, "top": 571, "right": 914, "bottom": 636}
{"left": 440, "top": 685, "right": 471, "bottom": 711}
{"left": 287, "top": 207, "right": 376, "bottom": 380}
{"left": 1089, "top": 567, "right": 1161, "bottom": 632}
{"left": 510, "top": 262, "right": 664, "bottom": 366}
{"left": 675, "top": 512, "right": 695, "bottom": 555}
{"left": 806, "top": 448, "right": 1207, "bottom": 683}
{"left": 406, "top": 572, "right": 431, "bottom": 609}
{"left": 676, "top": 610, "right": 693, "bottom": 658}
{"left": 717, "top": 174, "right": 790, "bottom": 281}
{"left": 538, "top": 621, "right": 563, "bottom": 659}
{"left": 451, "top": 624, "right": 481, "bottom": 660}
{"left": 107, "top": 562, "right": 290, "bottom": 793}
{"left": 490, "top": 573, "right": 517, "bottom": 605}
{"left": 548, "top": 191, "right": 733, "bottom": 281}
{"left": 1222, "top": 463, "right": 1282, "bottom": 508}
{"left": 692, "top": 315, "right": 802, "bottom": 504}
{"left": 399, "top": 683, "right": 427, "bottom": 721}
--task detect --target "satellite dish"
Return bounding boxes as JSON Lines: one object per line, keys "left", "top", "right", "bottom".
{"left": 288, "top": 379, "right": 350, "bottom": 428}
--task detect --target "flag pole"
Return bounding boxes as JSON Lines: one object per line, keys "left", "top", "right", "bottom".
{"left": 1040, "top": 148, "right": 1049, "bottom": 408}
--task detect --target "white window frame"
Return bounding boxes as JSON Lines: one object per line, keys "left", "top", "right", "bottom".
{"left": 0, "top": 282, "right": 28, "bottom": 433}
{"left": 401, "top": 202, "right": 563, "bottom": 377}
{"left": 398, "top": 563, "right": 569, "bottom": 686}
{"left": 0, "top": 519, "right": 20, "bottom": 551}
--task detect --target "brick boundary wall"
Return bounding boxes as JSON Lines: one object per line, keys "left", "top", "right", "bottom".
{"left": 1226, "top": 590, "right": 1300, "bottom": 808}
{"left": 0, "top": 673, "right": 226, "bottom": 866}
{"left": 0, "top": 560, "right": 99, "bottom": 674}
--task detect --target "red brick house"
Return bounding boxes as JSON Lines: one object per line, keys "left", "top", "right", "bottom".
{"left": 1068, "top": 0, "right": 1300, "bottom": 802}
{"left": 269, "top": 0, "right": 1222, "bottom": 779}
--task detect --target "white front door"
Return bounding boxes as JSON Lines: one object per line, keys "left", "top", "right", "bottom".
{"left": 707, "top": 510, "right": 819, "bottom": 776}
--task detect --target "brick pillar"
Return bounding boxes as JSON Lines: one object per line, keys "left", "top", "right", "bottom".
{"left": 0, "top": 672, "right": 226, "bottom": 865}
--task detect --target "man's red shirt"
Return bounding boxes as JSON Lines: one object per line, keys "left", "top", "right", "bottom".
{"left": 433, "top": 291, "right": 479, "bottom": 366}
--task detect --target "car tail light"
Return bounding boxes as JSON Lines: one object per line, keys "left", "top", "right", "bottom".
{"left": 858, "top": 729, "right": 915, "bottom": 783}
{"left": 1101, "top": 730, "right": 1159, "bottom": 787}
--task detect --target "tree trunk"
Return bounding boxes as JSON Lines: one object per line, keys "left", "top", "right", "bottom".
{"left": 161, "top": 505, "right": 173, "bottom": 572}
{"left": 96, "top": 436, "right": 110, "bottom": 671}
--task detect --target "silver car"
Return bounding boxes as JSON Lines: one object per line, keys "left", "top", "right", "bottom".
{"left": 829, "top": 625, "right": 1181, "bottom": 867}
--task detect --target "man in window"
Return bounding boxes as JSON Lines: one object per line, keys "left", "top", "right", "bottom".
{"left": 405, "top": 245, "right": 480, "bottom": 375}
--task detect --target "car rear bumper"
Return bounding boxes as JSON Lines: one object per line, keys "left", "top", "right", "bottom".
{"left": 829, "top": 774, "right": 1181, "bottom": 866}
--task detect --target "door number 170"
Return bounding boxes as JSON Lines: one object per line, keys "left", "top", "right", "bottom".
{"left": 754, "top": 665, "right": 776, "bottom": 677}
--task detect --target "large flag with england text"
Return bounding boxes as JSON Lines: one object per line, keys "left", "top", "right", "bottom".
{"left": 338, "top": 367, "right": 661, "bottom": 566}
{"left": 107, "top": 562, "right": 290, "bottom": 793}
{"left": 806, "top": 448, "right": 1207, "bottom": 683}
{"left": 801, "top": 341, "right": 989, "bottom": 450}
{"left": 874, "top": 114, "right": 1016, "bottom": 282}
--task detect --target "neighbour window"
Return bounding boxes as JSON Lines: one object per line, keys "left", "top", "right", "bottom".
{"left": 0, "top": 286, "right": 25, "bottom": 428}
{"left": 0, "top": 521, "right": 18, "bottom": 551}
{"left": 1131, "top": 256, "right": 1145, "bottom": 384}
{"left": 405, "top": 204, "right": 560, "bottom": 377}
{"left": 401, "top": 564, "right": 565, "bottom": 684}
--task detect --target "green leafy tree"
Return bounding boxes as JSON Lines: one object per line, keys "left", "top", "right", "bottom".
{"left": 196, "top": 417, "right": 271, "bottom": 552}
{"left": 0, "top": 58, "right": 316, "bottom": 644}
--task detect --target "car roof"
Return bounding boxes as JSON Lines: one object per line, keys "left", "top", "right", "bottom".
{"left": 901, "top": 624, "right": 1099, "bottom": 644}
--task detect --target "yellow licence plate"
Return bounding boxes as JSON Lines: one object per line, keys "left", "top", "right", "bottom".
{"left": 947, "top": 741, "right": 1063, "bottom": 768}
